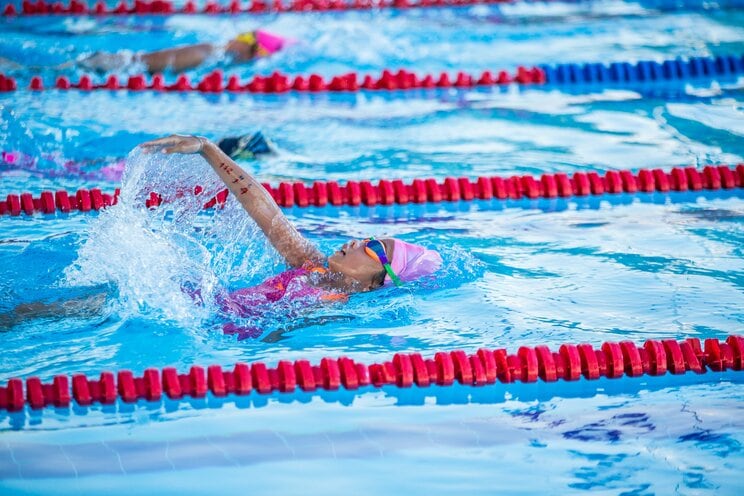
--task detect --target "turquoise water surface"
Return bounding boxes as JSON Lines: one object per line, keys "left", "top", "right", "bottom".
{"left": 1, "top": 2, "right": 743, "bottom": 494}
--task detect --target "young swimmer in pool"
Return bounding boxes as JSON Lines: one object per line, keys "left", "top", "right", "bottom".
{"left": 141, "top": 134, "right": 443, "bottom": 300}
{"left": 76, "top": 30, "right": 286, "bottom": 74}
{"left": 0, "top": 134, "right": 442, "bottom": 330}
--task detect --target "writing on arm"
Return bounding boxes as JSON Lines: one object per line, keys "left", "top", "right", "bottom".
{"left": 201, "top": 146, "right": 324, "bottom": 267}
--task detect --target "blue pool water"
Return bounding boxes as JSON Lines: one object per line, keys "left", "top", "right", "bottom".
{"left": 1, "top": 2, "right": 744, "bottom": 494}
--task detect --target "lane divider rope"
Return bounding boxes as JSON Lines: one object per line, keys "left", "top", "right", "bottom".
{"left": 1, "top": 335, "right": 741, "bottom": 412}
{"left": 4, "top": 0, "right": 509, "bottom": 17}
{"left": 7, "top": 0, "right": 743, "bottom": 17}
{"left": 2, "top": 66, "right": 546, "bottom": 93}
{"left": 1, "top": 54, "right": 742, "bottom": 95}
{"left": 0, "top": 164, "right": 741, "bottom": 217}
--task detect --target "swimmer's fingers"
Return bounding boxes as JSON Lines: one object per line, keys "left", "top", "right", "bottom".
{"left": 163, "top": 136, "right": 204, "bottom": 154}
{"left": 140, "top": 135, "right": 184, "bottom": 151}
{"left": 140, "top": 135, "right": 179, "bottom": 153}
{"left": 140, "top": 135, "right": 203, "bottom": 155}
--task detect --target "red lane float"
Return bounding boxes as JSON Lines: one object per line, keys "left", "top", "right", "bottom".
{"left": 0, "top": 187, "right": 118, "bottom": 216}
{"left": 0, "top": 335, "right": 741, "bottom": 411}
{"left": 1, "top": 164, "right": 742, "bottom": 217}
{"left": 0, "top": 66, "right": 546, "bottom": 94}
{"left": 3, "top": 0, "right": 512, "bottom": 17}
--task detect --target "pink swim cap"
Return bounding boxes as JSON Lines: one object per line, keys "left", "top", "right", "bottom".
{"left": 255, "top": 30, "right": 286, "bottom": 56}
{"left": 388, "top": 239, "right": 443, "bottom": 285}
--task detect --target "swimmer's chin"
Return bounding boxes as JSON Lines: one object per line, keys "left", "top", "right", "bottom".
{"left": 324, "top": 257, "right": 365, "bottom": 292}
{"left": 326, "top": 254, "right": 347, "bottom": 279}
{"left": 327, "top": 251, "right": 342, "bottom": 267}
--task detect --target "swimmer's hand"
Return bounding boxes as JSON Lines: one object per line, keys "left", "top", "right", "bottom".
{"left": 140, "top": 134, "right": 209, "bottom": 155}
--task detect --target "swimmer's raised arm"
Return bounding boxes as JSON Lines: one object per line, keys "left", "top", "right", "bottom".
{"left": 141, "top": 135, "right": 324, "bottom": 268}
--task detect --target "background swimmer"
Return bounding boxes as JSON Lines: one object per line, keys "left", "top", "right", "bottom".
{"left": 1, "top": 30, "right": 287, "bottom": 75}
{"left": 1, "top": 131, "right": 275, "bottom": 182}
{"left": 78, "top": 30, "right": 288, "bottom": 74}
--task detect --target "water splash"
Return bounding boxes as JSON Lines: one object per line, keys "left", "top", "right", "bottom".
{"left": 61, "top": 148, "right": 484, "bottom": 337}
{"left": 65, "top": 148, "right": 275, "bottom": 328}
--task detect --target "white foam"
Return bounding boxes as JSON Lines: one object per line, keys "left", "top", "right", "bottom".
{"left": 65, "top": 148, "right": 274, "bottom": 327}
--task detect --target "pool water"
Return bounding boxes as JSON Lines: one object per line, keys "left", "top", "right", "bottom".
{"left": 1, "top": 2, "right": 744, "bottom": 494}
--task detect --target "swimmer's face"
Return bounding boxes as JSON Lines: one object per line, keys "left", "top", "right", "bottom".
{"left": 328, "top": 238, "right": 392, "bottom": 291}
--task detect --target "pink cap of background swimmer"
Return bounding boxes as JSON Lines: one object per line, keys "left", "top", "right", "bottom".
{"left": 256, "top": 30, "right": 287, "bottom": 55}
{"left": 2, "top": 151, "right": 18, "bottom": 164}
{"left": 387, "top": 239, "right": 443, "bottom": 284}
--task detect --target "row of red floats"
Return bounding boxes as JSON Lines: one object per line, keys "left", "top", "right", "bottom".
{"left": 1, "top": 165, "right": 742, "bottom": 216}
{"left": 0, "top": 188, "right": 119, "bottom": 216}
{"left": 1, "top": 335, "right": 742, "bottom": 411}
{"left": 4, "top": 0, "right": 504, "bottom": 16}
{"left": 0, "top": 67, "right": 545, "bottom": 94}
{"left": 256, "top": 164, "right": 744, "bottom": 208}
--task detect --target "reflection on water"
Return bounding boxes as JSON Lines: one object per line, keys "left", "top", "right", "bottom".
{"left": 0, "top": 4, "right": 743, "bottom": 494}
{"left": 1, "top": 373, "right": 742, "bottom": 495}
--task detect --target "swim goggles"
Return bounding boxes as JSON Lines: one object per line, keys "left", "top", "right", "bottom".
{"left": 364, "top": 237, "right": 403, "bottom": 287}
{"left": 234, "top": 32, "right": 270, "bottom": 57}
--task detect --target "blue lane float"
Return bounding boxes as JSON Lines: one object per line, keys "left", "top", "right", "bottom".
{"left": 540, "top": 55, "right": 744, "bottom": 86}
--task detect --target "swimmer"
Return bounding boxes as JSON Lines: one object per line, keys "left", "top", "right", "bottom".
{"left": 1, "top": 30, "right": 287, "bottom": 75}
{"left": 79, "top": 30, "right": 287, "bottom": 74}
{"left": 1, "top": 130, "right": 275, "bottom": 182}
{"left": 215, "top": 130, "right": 275, "bottom": 161}
{"left": 0, "top": 134, "right": 442, "bottom": 333}
{"left": 141, "top": 134, "right": 442, "bottom": 309}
